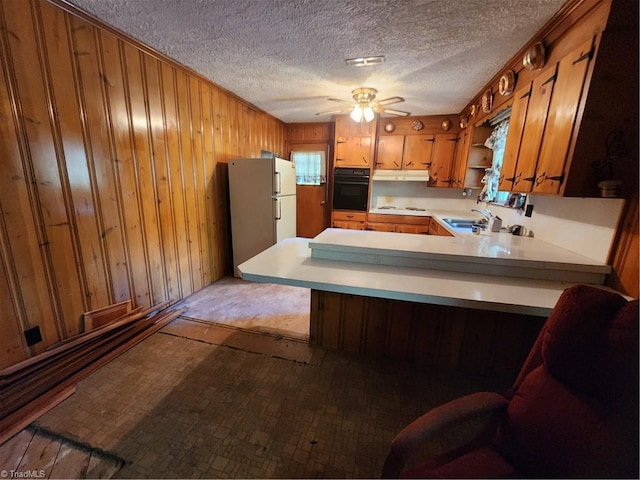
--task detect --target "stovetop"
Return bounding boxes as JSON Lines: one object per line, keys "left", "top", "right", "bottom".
{"left": 377, "top": 205, "right": 426, "bottom": 212}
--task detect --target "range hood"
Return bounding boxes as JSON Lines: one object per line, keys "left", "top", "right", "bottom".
{"left": 372, "top": 170, "right": 431, "bottom": 182}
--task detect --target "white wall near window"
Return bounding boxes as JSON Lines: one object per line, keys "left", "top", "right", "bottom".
{"left": 291, "top": 151, "right": 326, "bottom": 185}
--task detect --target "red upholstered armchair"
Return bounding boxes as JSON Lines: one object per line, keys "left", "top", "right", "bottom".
{"left": 382, "top": 284, "right": 639, "bottom": 479}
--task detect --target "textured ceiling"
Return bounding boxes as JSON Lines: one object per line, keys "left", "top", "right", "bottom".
{"left": 66, "top": 0, "right": 567, "bottom": 123}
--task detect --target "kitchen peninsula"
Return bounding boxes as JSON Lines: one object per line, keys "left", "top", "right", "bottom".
{"left": 238, "top": 222, "right": 614, "bottom": 378}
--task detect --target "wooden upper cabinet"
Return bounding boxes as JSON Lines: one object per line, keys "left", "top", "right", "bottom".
{"left": 429, "top": 133, "right": 458, "bottom": 187}
{"left": 499, "top": 83, "right": 532, "bottom": 191}
{"left": 451, "top": 128, "right": 470, "bottom": 188}
{"left": 403, "top": 135, "right": 435, "bottom": 170}
{"left": 376, "top": 135, "right": 405, "bottom": 169}
{"left": 375, "top": 134, "right": 435, "bottom": 170}
{"left": 334, "top": 115, "right": 376, "bottom": 168}
{"left": 511, "top": 63, "right": 557, "bottom": 193}
{"left": 335, "top": 136, "right": 372, "bottom": 167}
{"left": 533, "top": 38, "right": 594, "bottom": 195}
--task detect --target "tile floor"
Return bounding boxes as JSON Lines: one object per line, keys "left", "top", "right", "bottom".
{"left": 34, "top": 331, "right": 509, "bottom": 478}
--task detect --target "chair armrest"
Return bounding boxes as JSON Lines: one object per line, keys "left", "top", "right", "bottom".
{"left": 381, "top": 391, "right": 509, "bottom": 478}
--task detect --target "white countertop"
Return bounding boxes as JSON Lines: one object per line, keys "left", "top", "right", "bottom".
{"left": 238, "top": 237, "right": 582, "bottom": 317}
{"left": 310, "top": 228, "right": 609, "bottom": 272}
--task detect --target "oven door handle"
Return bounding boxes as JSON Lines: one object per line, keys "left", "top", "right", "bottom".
{"left": 334, "top": 181, "right": 369, "bottom": 186}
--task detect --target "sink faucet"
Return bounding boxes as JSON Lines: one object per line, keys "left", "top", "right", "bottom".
{"left": 471, "top": 208, "right": 493, "bottom": 221}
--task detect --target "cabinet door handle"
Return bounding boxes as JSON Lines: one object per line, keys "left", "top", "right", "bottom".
{"left": 535, "top": 172, "right": 546, "bottom": 186}
{"left": 405, "top": 161, "right": 414, "bottom": 166}
{"left": 523, "top": 176, "right": 536, "bottom": 183}
{"left": 541, "top": 73, "right": 557, "bottom": 87}
{"left": 573, "top": 48, "right": 594, "bottom": 65}
{"left": 547, "top": 173, "right": 565, "bottom": 183}
{"left": 422, "top": 138, "right": 435, "bottom": 143}
{"left": 394, "top": 161, "right": 400, "bottom": 167}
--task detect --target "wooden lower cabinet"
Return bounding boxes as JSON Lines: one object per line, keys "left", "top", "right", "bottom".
{"left": 428, "top": 221, "right": 454, "bottom": 236}
{"left": 366, "top": 213, "right": 430, "bottom": 234}
{"left": 310, "top": 290, "right": 545, "bottom": 379}
{"left": 332, "top": 210, "right": 366, "bottom": 230}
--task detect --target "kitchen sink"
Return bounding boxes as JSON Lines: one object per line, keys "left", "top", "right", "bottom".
{"left": 442, "top": 218, "right": 487, "bottom": 229}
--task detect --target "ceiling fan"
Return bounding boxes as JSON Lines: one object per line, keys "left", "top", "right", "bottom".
{"left": 316, "top": 88, "right": 410, "bottom": 122}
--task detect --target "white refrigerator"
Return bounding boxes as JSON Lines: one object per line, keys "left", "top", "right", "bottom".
{"left": 228, "top": 157, "right": 297, "bottom": 276}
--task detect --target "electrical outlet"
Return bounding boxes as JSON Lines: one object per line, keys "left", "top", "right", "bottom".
{"left": 525, "top": 204, "right": 534, "bottom": 217}
{"left": 24, "top": 326, "right": 43, "bottom": 346}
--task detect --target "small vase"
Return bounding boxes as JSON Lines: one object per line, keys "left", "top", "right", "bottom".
{"left": 598, "top": 180, "right": 622, "bottom": 198}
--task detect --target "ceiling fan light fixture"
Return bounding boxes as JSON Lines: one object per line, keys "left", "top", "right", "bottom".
{"left": 345, "top": 56, "right": 385, "bottom": 67}
{"left": 350, "top": 105, "right": 363, "bottom": 122}
{"left": 363, "top": 106, "right": 375, "bottom": 122}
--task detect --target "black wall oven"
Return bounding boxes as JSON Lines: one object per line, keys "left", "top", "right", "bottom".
{"left": 332, "top": 167, "right": 370, "bottom": 211}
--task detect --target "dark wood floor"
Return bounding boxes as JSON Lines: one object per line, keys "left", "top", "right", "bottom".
{"left": 1, "top": 278, "right": 511, "bottom": 478}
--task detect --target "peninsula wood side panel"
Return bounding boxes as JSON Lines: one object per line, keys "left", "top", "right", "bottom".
{"left": 0, "top": 0, "right": 285, "bottom": 368}
{"left": 310, "top": 290, "right": 545, "bottom": 379}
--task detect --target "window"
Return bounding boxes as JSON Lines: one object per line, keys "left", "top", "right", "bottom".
{"left": 478, "top": 119, "right": 509, "bottom": 203}
{"left": 291, "top": 151, "right": 326, "bottom": 185}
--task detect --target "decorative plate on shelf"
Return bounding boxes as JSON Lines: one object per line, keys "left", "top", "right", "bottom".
{"left": 499, "top": 70, "right": 516, "bottom": 96}
{"left": 441, "top": 119, "right": 452, "bottom": 131}
{"left": 384, "top": 121, "right": 395, "bottom": 132}
{"left": 523, "top": 41, "right": 546, "bottom": 70}
{"left": 470, "top": 104, "right": 477, "bottom": 116}
{"left": 459, "top": 116, "right": 468, "bottom": 129}
{"left": 481, "top": 90, "right": 493, "bottom": 113}
{"left": 411, "top": 120, "right": 424, "bottom": 131}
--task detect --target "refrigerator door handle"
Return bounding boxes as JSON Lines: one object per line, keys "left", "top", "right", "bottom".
{"left": 274, "top": 197, "right": 282, "bottom": 220}
{"left": 274, "top": 172, "right": 281, "bottom": 194}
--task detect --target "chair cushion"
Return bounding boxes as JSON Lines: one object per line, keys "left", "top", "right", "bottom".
{"left": 400, "top": 446, "right": 520, "bottom": 479}
{"left": 497, "top": 365, "right": 629, "bottom": 477}
{"left": 541, "top": 284, "right": 628, "bottom": 397}
{"left": 496, "top": 286, "right": 639, "bottom": 478}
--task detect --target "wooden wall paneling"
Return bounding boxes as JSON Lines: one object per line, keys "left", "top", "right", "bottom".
{"left": 309, "top": 288, "right": 320, "bottom": 345}
{"left": 142, "top": 55, "right": 180, "bottom": 301}
{"left": 200, "top": 84, "right": 218, "bottom": 282}
{"left": 488, "top": 315, "right": 544, "bottom": 377}
{"left": 457, "top": 311, "right": 495, "bottom": 375}
{"left": 0, "top": 244, "right": 27, "bottom": 368}
{"left": 340, "top": 294, "right": 365, "bottom": 353}
{"left": 607, "top": 195, "right": 639, "bottom": 298}
{"left": 2, "top": 0, "right": 75, "bottom": 346}
{"left": 315, "top": 290, "right": 341, "bottom": 349}
{"left": 0, "top": 0, "right": 288, "bottom": 365}
{"left": 188, "top": 76, "right": 209, "bottom": 287}
{"left": 122, "top": 43, "right": 167, "bottom": 304}
{"left": 70, "top": 16, "right": 130, "bottom": 305}
{"left": 0, "top": 6, "right": 57, "bottom": 358}
{"left": 411, "top": 307, "right": 444, "bottom": 368}
{"left": 100, "top": 32, "right": 151, "bottom": 308}
{"left": 362, "top": 297, "right": 390, "bottom": 356}
{"left": 160, "top": 63, "right": 192, "bottom": 298}
{"left": 175, "top": 71, "right": 201, "bottom": 295}
{"left": 210, "top": 88, "right": 230, "bottom": 277}
{"left": 387, "top": 301, "right": 413, "bottom": 361}
{"left": 37, "top": 2, "right": 96, "bottom": 321}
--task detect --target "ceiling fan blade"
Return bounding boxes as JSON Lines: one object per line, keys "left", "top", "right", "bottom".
{"left": 316, "top": 107, "right": 352, "bottom": 116}
{"left": 379, "top": 107, "right": 411, "bottom": 117}
{"left": 327, "top": 97, "right": 351, "bottom": 103}
{"left": 377, "top": 96, "right": 405, "bottom": 106}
